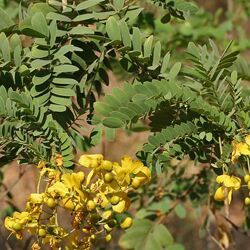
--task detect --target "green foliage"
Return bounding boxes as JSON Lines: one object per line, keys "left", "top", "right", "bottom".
{"left": 119, "top": 219, "right": 184, "bottom": 250}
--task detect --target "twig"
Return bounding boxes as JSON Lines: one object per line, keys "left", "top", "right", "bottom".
{"left": 209, "top": 234, "right": 226, "bottom": 250}
{"left": 223, "top": 215, "right": 249, "bottom": 236}
{"left": 62, "top": 0, "right": 67, "bottom": 10}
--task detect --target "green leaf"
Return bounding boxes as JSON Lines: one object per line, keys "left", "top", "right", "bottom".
{"left": 174, "top": 204, "right": 186, "bottom": 219}
{"left": 51, "top": 87, "right": 75, "bottom": 97}
{"left": 33, "top": 73, "right": 51, "bottom": 85}
{"left": 161, "top": 53, "right": 170, "bottom": 73}
{"left": 103, "top": 117, "right": 124, "bottom": 128}
{"left": 231, "top": 70, "right": 237, "bottom": 85}
{"left": 132, "top": 27, "right": 142, "bottom": 52}
{"left": 161, "top": 12, "right": 171, "bottom": 23}
{"left": 76, "top": 0, "right": 105, "bottom": 11}
{"left": 206, "top": 132, "right": 213, "bottom": 142}
{"left": 152, "top": 41, "right": 161, "bottom": 67}
{"left": 69, "top": 26, "right": 94, "bottom": 36}
{"left": 50, "top": 95, "right": 71, "bottom": 106}
{"left": 0, "top": 8, "right": 15, "bottom": 31}
{"left": 119, "top": 220, "right": 174, "bottom": 250}
{"left": 106, "top": 16, "right": 121, "bottom": 41}
{"left": 167, "top": 244, "right": 185, "bottom": 250}
{"left": 47, "top": 12, "right": 71, "bottom": 22}
{"left": 53, "top": 65, "right": 79, "bottom": 73}
{"left": 0, "top": 32, "right": 10, "bottom": 62}
{"left": 53, "top": 78, "right": 78, "bottom": 86}
{"left": 49, "top": 20, "right": 57, "bottom": 47}
{"left": 119, "top": 220, "right": 153, "bottom": 249}
{"left": 153, "top": 224, "right": 174, "bottom": 246}
{"left": 113, "top": 0, "right": 125, "bottom": 10}
{"left": 169, "top": 62, "right": 182, "bottom": 79}
{"left": 144, "top": 35, "right": 154, "bottom": 58}
{"left": 28, "top": 3, "right": 56, "bottom": 17}
{"left": 120, "top": 20, "right": 131, "bottom": 47}
{"left": 31, "top": 12, "right": 49, "bottom": 38}
{"left": 49, "top": 104, "right": 67, "bottom": 112}
{"left": 99, "top": 68, "right": 109, "bottom": 85}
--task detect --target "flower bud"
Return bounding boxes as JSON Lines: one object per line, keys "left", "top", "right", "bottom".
{"left": 102, "top": 210, "right": 112, "bottom": 220}
{"left": 87, "top": 200, "right": 96, "bottom": 211}
{"left": 245, "top": 197, "right": 250, "bottom": 205}
{"left": 46, "top": 198, "right": 57, "bottom": 208}
{"left": 120, "top": 217, "right": 133, "bottom": 229}
{"left": 110, "top": 196, "right": 120, "bottom": 205}
{"left": 90, "top": 234, "right": 96, "bottom": 242}
{"left": 131, "top": 178, "right": 141, "bottom": 189}
{"left": 38, "top": 228, "right": 46, "bottom": 237}
{"left": 105, "top": 234, "right": 112, "bottom": 242}
{"left": 82, "top": 227, "right": 89, "bottom": 234}
{"left": 245, "top": 175, "right": 250, "bottom": 183}
{"left": 102, "top": 160, "right": 113, "bottom": 171}
{"left": 104, "top": 224, "right": 113, "bottom": 232}
{"left": 214, "top": 187, "right": 226, "bottom": 201}
{"left": 104, "top": 173, "right": 114, "bottom": 183}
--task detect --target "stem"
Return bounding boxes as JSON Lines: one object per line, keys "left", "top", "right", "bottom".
{"left": 62, "top": 0, "right": 67, "bottom": 10}
{"left": 247, "top": 157, "right": 250, "bottom": 173}
{"left": 36, "top": 173, "right": 42, "bottom": 193}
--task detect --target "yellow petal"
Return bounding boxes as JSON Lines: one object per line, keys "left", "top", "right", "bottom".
{"left": 223, "top": 176, "right": 241, "bottom": 189}
{"left": 112, "top": 199, "right": 128, "bottom": 213}
{"left": 95, "top": 192, "right": 109, "bottom": 208}
{"left": 86, "top": 169, "right": 95, "bottom": 186}
{"left": 4, "top": 217, "right": 14, "bottom": 231}
{"left": 231, "top": 141, "right": 241, "bottom": 162}
{"left": 214, "top": 186, "right": 226, "bottom": 201}
{"left": 61, "top": 198, "right": 75, "bottom": 210}
{"left": 29, "top": 193, "right": 44, "bottom": 204}
{"left": 237, "top": 142, "right": 250, "bottom": 156}
{"left": 216, "top": 175, "right": 228, "bottom": 184}
{"left": 121, "top": 156, "right": 133, "bottom": 168}
{"left": 47, "top": 182, "right": 68, "bottom": 197}
{"left": 78, "top": 154, "right": 103, "bottom": 168}
{"left": 227, "top": 188, "right": 233, "bottom": 204}
{"left": 245, "top": 135, "right": 250, "bottom": 146}
{"left": 112, "top": 193, "right": 130, "bottom": 213}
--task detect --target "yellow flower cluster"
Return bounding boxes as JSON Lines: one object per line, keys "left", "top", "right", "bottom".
{"left": 214, "top": 135, "right": 250, "bottom": 205}
{"left": 231, "top": 135, "right": 250, "bottom": 163}
{"left": 214, "top": 175, "right": 241, "bottom": 204}
{"left": 4, "top": 155, "right": 151, "bottom": 250}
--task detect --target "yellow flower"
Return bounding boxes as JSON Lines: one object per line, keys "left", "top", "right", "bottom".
{"left": 113, "top": 156, "right": 151, "bottom": 188}
{"left": 61, "top": 172, "right": 85, "bottom": 199}
{"left": 231, "top": 141, "right": 250, "bottom": 163}
{"left": 79, "top": 154, "right": 103, "bottom": 169}
{"left": 29, "top": 193, "right": 44, "bottom": 204}
{"left": 55, "top": 154, "right": 63, "bottom": 167}
{"left": 4, "top": 211, "right": 32, "bottom": 239}
{"left": 111, "top": 192, "right": 131, "bottom": 213}
{"left": 47, "top": 181, "right": 68, "bottom": 198}
{"left": 37, "top": 161, "right": 46, "bottom": 169}
{"left": 31, "top": 242, "right": 41, "bottom": 250}
{"left": 214, "top": 175, "right": 241, "bottom": 204}
{"left": 245, "top": 135, "right": 250, "bottom": 146}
